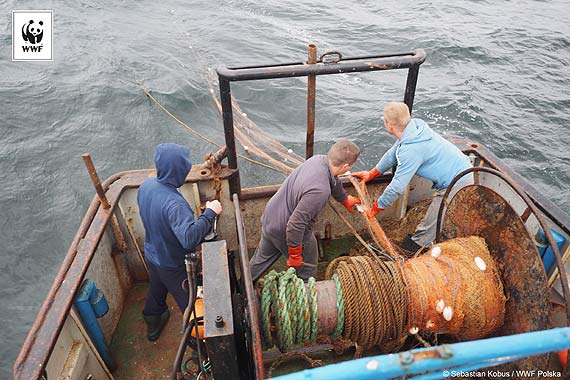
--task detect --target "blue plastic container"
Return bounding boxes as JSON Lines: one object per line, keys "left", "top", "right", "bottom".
{"left": 536, "top": 228, "right": 566, "bottom": 274}
{"left": 74, "top": 279, "right": 114, "bottom": 370}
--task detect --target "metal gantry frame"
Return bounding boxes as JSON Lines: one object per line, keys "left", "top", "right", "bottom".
{"left": 216, "top": 49, "right": 427, "bottom": 195}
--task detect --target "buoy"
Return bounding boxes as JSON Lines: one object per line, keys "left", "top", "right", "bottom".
{"left": 474, "top": 256, "right": 486, "bottom": 271}
{"left": 431, "top": 246, "right": 441, "bottom": 258}
{"left": 436, "top": 299, "right": 445, "bottom": 313}
{"left": 443, "top": 306, "right": 453, "bottom": 321}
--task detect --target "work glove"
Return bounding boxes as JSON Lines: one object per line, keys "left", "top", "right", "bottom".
{"left": 287, "top": 245, "right": 303, "bottom": 268}
{"left": 351, "top": 167, "right": 382, "bottom": 185}
{"left": 341, "top": 195, "right": 362, "bottom": 214}
{"left": 366, "top": 200, "right": 384, "bottom": 219}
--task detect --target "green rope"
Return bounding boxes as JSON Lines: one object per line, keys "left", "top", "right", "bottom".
{"left": 331, "top": 273, "right": 345, "bottom": 338}
{"left": 308, "top": 277, "right": 318, "bottom": 341}
{"left": 277, "top": 268, "right": 295, "bottom": 351}
{"left": 260, "top": 271, "right": 278, "bottom": 350}
{"left": 259, "top": 268, "right": 322, "bottom": 352}
{"left": 296, "top": 275, "right": 310, "bottom": 343}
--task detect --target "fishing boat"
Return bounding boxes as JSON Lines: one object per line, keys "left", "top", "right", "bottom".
{"left": 13, "top": 48, "right": 570, "bottom": 380}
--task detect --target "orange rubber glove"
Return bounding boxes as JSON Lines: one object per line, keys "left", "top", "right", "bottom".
{"left": 341, "top": 195, "right": 361, "bottom": 214}
{"left": 287, "top": 245, "right": 303, "bottom": 268}
{"left": 351, "top": 167, "right": 381, "bottom": 185}
{"left": 366, "top": 200, "right": 384, "bottom": 219}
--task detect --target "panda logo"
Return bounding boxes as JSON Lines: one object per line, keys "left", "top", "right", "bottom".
{"left": 22, "top": 20, "right": 44, "bottom": 44}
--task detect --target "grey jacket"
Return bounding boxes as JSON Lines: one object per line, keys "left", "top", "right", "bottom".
{"left": 261, "top": 155, "right": 347, "bottom": 247}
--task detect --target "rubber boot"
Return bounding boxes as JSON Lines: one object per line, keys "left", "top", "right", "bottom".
{"left": 401, "top": 235, "right": 423, "bottom": 255}
{"left": 144, "top": 309, "right": 170, "bottom": 341}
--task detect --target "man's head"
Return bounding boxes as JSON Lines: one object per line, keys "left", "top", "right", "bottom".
{"left": 327, "top": 139, "right": 360, "bottom": 176}
{"left": 383, "top": 102, "right": 411, "bottom": 139}
{"left": 154, "top": 143, "right": 193, "bottom": 188}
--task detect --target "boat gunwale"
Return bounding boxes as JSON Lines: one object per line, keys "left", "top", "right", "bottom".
{"left": 12, "top": 141, "right": 570, "bottom": 380}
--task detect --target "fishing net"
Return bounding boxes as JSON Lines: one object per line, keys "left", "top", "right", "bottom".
{"left": 403, "top": 236, "right": 505, "bottom": 340}
{"left": 325, "top": 236, "right": 506, "bottom": 350}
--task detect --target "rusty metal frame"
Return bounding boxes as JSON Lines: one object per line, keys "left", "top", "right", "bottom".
{"left": 232, "top": 194, "right": 265, "bottom": 380}
{"left": 12, "top": 167, "right": 237, "bottom": 380}
{"left": 217, "top": 49, "right": 427, "bottom": 196}
{"left": 435, "top": 166, "right": 570, "bottom": 326}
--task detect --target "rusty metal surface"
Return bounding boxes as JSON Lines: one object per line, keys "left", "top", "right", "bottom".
{"left": 233, "top": 194, "right": 265, "bottom": 380}
{"left": 306, "top": 44, "right": 317, "bottom": 159}
{"left": 315, "top": 280, "right": 338, "bottom": 336}
{"left": 439, "top": 184, "right": 552, "bottom": 373}
{"left": 13, "top": 164, "right": 238, "bottom": 380}
{"left": 82, "top": 153, "right": 110, "bottom": 209}
{"left": 450, "top": 140, "right": 570, "bottom": 237}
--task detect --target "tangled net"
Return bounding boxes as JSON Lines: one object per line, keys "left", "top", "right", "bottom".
{"left": 329, "top": 236, "right": 505, "bottom": 349}
{"left": 403, "top": 236, "right": 506, "bottom": 340}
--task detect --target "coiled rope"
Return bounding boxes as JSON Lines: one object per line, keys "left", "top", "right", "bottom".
{"left": 260, "top": 268, "right": 319, "bottom": 352}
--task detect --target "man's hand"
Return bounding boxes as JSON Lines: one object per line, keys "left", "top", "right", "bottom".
{"left": 341, "top": 195, "right": 362, "bottom": 214}
{"left": 206, "top": 200, "right": 222, "bottom": 215}
{"left": 351, "top": 167, "right": 382, "bottom": 186}
{"left": 366, "top": 200, "right": 384, "bottom": 219}
{"left": 287, "top": 245, "right": 303, "bottom": 268}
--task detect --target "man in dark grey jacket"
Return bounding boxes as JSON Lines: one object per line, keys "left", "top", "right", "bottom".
{"left": 250, "top": 140, "right": 361, "bottom": 281}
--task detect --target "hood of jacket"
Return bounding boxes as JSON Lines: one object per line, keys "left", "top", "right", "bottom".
{"left": 154, "top": 143, "right": 192, "bottom": 188}
{"left": 400, "top": 118, "right": 433, "bottom": 145}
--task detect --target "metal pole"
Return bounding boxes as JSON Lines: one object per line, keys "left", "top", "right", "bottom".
{"left": 403, "top": 65, "right": 420, "bottom": 114}
{"left": 306, "top": 44, "right": 317, "bottom": 159}
{"left": 82, "top": 153, "right": 110, "bottom": 209}
{"left": 219, "top": 78, "right": 241, "bottom": 195}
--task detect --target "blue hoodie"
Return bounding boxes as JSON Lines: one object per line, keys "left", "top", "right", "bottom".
{"left": 137, "top": 143, "right": 216, "bottom": 268}
{"left": 375, "top": 119, "right": 471, "bottom": 209}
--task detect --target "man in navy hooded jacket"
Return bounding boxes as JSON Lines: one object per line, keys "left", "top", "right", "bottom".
{"left": 138, "top": 143, "right": 222, "bottom": 341}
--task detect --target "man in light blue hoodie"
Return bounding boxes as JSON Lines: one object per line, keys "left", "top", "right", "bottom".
{"left": 138, "top": 143, "right": 222, "bottom": 341}
{"left": 353, "top": 102, "right": 472, "bottom": 252}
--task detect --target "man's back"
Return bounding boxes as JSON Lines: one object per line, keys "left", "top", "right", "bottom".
{"left": 261, "top": 155, "right": 345, "bottom": 244}
{"left": 138, "top": 177, "right": 190, "bottom": 268}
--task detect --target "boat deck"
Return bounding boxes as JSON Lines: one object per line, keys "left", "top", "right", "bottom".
{"left": 110, "top": 283, "right": 195, "bottom": 380}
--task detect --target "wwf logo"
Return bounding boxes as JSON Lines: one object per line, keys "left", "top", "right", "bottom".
{"left": 12, "top": 10, "right": 53, "bottom": 61}
{"left": 22, "top": 19, "right": 44, "bottom": 44}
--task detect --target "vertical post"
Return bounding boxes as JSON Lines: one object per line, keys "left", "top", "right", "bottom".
{"left": 82, "top": 153, "right": 128, "bottom": 256}
{"left": 403, "top": 65, "right": 420, "bottom": 114}
{"left": 306, "top": 44, "right": 317, "bottom": 159}
{"left": 219, "top": 78, "right": 241, "bottom": 195}
{"left": 82, "top": 153, "right": 110, "bottom": 209}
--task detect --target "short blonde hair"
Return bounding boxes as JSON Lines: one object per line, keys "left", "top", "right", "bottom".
{"left": 384, "top": 102, "right": 411, "bottom": 129}
{"left": 327, "top": 140, "right": 360, "bottom": 167}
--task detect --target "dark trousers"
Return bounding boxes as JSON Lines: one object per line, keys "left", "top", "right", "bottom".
{"left": 249, "top": 230, "right": 318, "bottom": 282}
{"left": 143, "top": 260, "right": 189, "bottom": 316}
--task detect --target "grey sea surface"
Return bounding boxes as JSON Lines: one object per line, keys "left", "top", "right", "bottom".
{"left": 1, "top": 0, "right": 570, "bottom": 376}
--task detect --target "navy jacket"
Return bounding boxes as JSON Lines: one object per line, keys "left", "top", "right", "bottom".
{"left": 138, "top": 143, "right": 216, "bottom": 268}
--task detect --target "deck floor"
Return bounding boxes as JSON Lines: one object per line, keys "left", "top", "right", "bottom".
{"left": 110, "top": 283, "right": 195, "bottom": 380}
